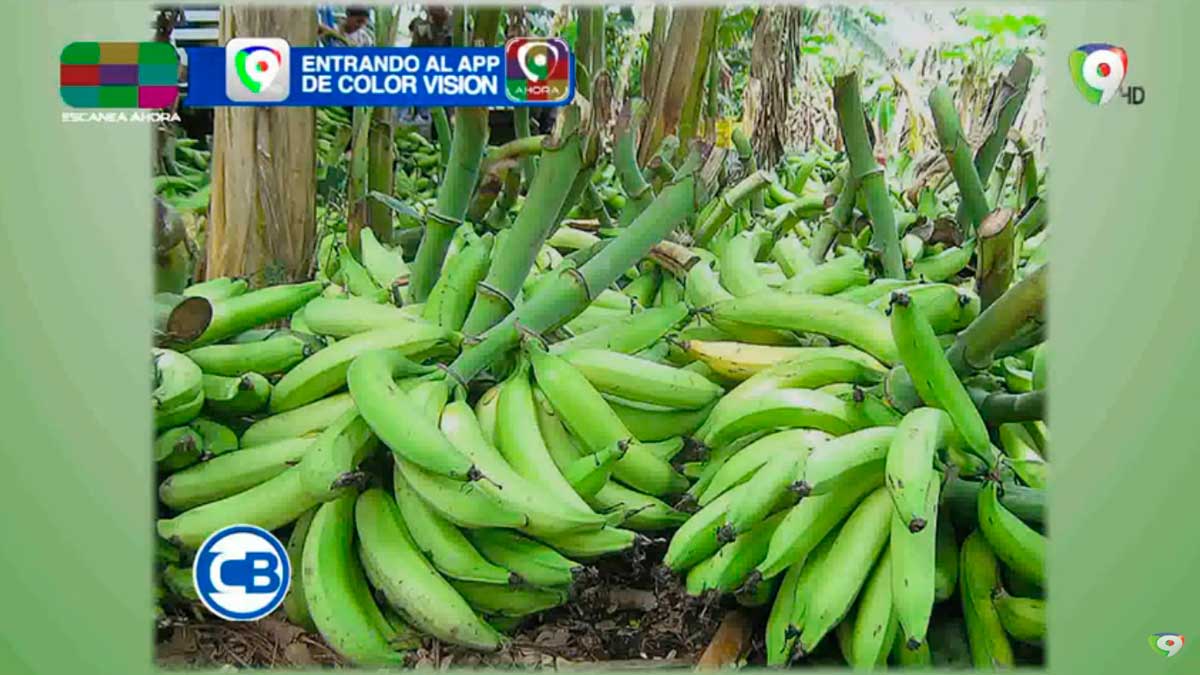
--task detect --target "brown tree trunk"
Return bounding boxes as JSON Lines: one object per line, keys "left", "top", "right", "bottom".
{"left": 747, "top": 7, "right": 801, "bottom": 168}
{"left": 637, "top": 8, "right": 707, "bottom": 166}
{"left": 207, "top": 7, "right": 316, "bottom": 285}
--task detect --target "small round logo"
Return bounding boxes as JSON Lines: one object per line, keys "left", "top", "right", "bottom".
{"left": 225, "top": 37, "right": 291, "bottom": 103}
{"left": 516, "top": 40, "right": 561, "bottom": 83}
{"left": 235, "top": 45, "right": 283, "bottom": 93}
{"left": 1150, "top": 633, "right": 1185, "bottom": 658}
{"left": 504, "top": 37, "right": 571, "bottom": 104}
{"left": 1069, "top": 43, "right": 1127, "bottom": 105}
{"left": 193, "top": 525, "right": 290, "bottom": 621}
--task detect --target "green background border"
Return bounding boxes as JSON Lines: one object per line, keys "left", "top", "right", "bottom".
{"left": 2, "top": 1, "right": 1197, "bottom": 673}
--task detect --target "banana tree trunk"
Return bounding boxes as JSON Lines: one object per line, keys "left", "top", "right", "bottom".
{"left": 676, "top": 7, "right": 720, "bottom": 150}
{"left": 208, "top": 7, "right": 316, "bottom": 284}
{"left": 363, "top": 7, "right": 400, "bottom": 247}
{"left": 638, "top": 8, "right": 707, "bottom": 166}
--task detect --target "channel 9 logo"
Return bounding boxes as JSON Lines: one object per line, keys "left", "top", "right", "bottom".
{"left": 226, "top": 37, "right": 290, "bottom": 102}
{"left": 1069, "top": 43, "right": 1143, "bottom": 106}
{"left": 505, "top": 37, "right": 571, "bottom": 103}
{"left": 1149, "top": 633, "right": 1184, "bottom": 658}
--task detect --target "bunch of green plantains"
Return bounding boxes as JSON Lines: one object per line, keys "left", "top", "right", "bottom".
{"left": 152, "top": 66, "right": 1046, "bottom": 668}
{"left": 317, "top": 105, "right": 446, "bottom": 203}
{"left": 154, "top": 135, "right": 211, "bottom": 214}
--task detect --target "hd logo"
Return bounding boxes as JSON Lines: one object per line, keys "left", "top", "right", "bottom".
{"left": 505, "top": 37, "right": 571, "bottom": 103}
{"left": 1069, "top": 43, "right": 1144, "bottom": 105}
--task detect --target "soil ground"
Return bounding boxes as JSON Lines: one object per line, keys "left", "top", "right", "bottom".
{"left": 157, "top": 540, "right": 736, "bottom": 670}
{"left": 155, "top": 538, "right": 1035, "bottom": 670}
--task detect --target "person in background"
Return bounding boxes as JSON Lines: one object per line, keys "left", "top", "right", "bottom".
{"left": 153, "top": 7, "right": 187, "bottom": 112}
{"left": 401, "top": 7, "right": 453, "bottom": 138}
{"left": 318, "top": 6, "right": 373, "bottom": 47}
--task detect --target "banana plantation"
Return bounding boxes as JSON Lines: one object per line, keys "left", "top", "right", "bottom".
{"left": 154, "top": 4, "right": 1047, "bottom": 670}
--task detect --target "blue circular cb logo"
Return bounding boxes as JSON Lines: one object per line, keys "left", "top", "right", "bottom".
{"left": 193, "top": 525, "right": 290, "bottom": 621}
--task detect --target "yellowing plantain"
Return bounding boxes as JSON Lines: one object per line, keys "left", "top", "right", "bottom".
{"left": 681, "top": 341, "right": 881, "bottom": 383}
{"left": 701, "top": 388, "right": 864, "bottom": 449}
{"left": 561, "top": 348, "right": 725, "bottom": 410}
{"left": 706, "top": 293, "right": 900, "bottom": 365}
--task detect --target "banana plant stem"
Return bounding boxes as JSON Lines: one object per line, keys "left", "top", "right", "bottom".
{"left": 929, "top": 85, "right": 991, "bottom": 236}
{"left": 449, "top": 157, "right": 706, "bottom": 384}
{"left": 809, "top": 166, "right": 860, "bottom": 264}
{"left": 460, "top": 111, "right": 586, "bottom": 336}
{"left": 835, "top": 72, "right": 905, "bottom": 278}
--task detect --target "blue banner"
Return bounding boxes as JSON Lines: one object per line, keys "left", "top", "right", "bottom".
{"left": 183, "top": 40, "right": 574, "bottom": 108}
